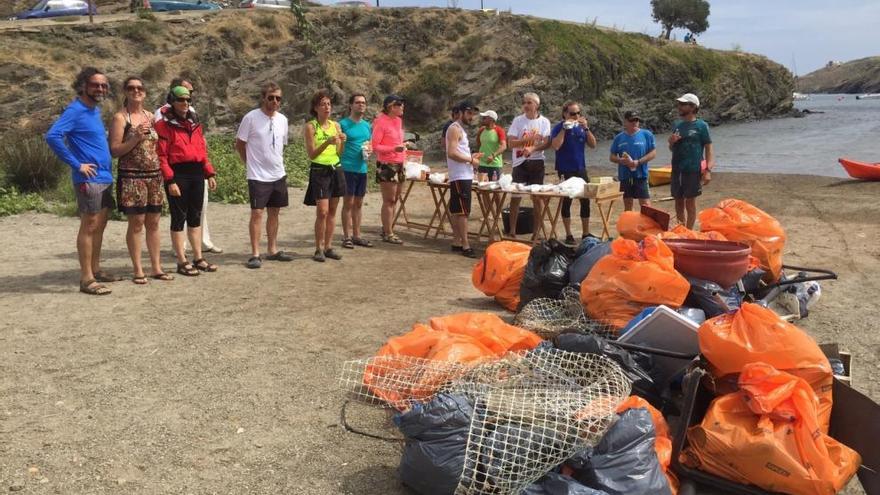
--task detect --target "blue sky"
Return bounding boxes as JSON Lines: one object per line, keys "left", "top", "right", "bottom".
{"left": 328, "top": 0, "right": 880, "bottom": 74}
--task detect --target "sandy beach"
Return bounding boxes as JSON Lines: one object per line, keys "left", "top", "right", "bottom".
{"left": 1, "top": 171, "right": 878, "bottom": 494}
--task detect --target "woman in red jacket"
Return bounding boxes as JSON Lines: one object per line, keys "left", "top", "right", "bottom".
{"left": 155, "top": 85, "right": 218, "bottom": 276}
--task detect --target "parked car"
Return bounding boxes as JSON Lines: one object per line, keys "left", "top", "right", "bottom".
{"left": 11, "top": 0, "right": 95, "bottom": 20}
{"left": 239, "top": 0, "right": 291, "bottom": 9}
{"left": 132, "top": 0, "right": 222, "bottom": 12}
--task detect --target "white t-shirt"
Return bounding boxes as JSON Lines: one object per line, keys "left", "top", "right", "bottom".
{"left": 236, "top": 108, "right": 289, "bottom": 182}
{"left": 445, "top": 121, "right": 474, "bottom": 181}
{"left": 507, "top": 114, "right": 552, "bottom": 167}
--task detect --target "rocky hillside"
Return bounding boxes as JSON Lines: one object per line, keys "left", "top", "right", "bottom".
{"left": 0, "top": 7, "right": 794, "bottom": 149}
{"left": 799, "top": 57, "right": 880, "bottom": 94}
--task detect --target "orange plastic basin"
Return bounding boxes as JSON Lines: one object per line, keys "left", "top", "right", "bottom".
{"left": 663, "top": 239, "right": 752, "bottom": 288}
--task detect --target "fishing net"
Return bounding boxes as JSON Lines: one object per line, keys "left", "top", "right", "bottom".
{"left": 515, "top": 286, "right": 616, "bottom": 339}
{"left": 339, "top": 348, "right": 633, "bottom": 494}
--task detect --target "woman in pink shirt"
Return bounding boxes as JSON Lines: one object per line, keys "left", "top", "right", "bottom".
{"left": 371, "top": 94, "right": 408, "bottom": 244}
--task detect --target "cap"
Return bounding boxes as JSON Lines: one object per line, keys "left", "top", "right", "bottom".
{"left": 623, "top": 110, "right": 640, "bottom": 121}
{"left": 479, "top": 110, "right": 499, "bottom": 121}
{"left": 171, "top": 86, "right": 191, "bottom": 98}
{"left": 383, "top": 94, "right": 405, "bottom": 108}
{"left": 676, "top": 93, "right": 700, "bottom": 107}
{"left": 455, "top": 100, "right": 479, "bottom": 112}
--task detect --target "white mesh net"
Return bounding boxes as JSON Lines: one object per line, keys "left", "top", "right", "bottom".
{"left": 339, "top": 348, "right": 633, "bottom": 494}
{"left": 515, "top": 286, "right": 616, "bottom": 339}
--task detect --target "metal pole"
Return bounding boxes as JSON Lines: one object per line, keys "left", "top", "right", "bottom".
{"left": 88, "top": 0, "right": 94, "bottom": 23}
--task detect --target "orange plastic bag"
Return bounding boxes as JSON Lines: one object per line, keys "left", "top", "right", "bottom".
{"left": 617, "top": 396, "right": 679, "bottom": 494}
{"left": 698, "top": 303, "right": 833, "bottom": 430}
{"left": 617, "top": 211, "right": 664, "bottom": 241}
{"left": 684, "top": 363, "right": 861, "bottom": 495}
{"left": 581, "top": 237, "right": 690, "bottom": 330}
{"left": 427, "top": 313, "right": 542, "bottom": 355}
{"left": 658, "top": 224, "right": 727, "bottom": 241}
{"left": 472, "top": 241, "right": 532, "bottom": 311}
{"left": 698, "top": 199, "right": 786, "bottom": 281}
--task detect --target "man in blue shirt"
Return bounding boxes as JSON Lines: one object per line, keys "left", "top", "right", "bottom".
{"left": 550, "top": 101, "right": 596, "bottom": 244}
{"left": 668, "top": 93, "right": 714, "bottom": 229}
{"left": 339, "top": 93, "right": 373, "bottom": 249}
{"left": 46, "top": 67, "right": 119, "bottom": 295}
{"left": 610, "top": 110, "right": 657, "bottom": 211}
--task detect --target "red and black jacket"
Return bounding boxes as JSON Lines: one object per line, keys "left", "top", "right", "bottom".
{"left": 155, "top": 107, "right": 215, "bottom": 183}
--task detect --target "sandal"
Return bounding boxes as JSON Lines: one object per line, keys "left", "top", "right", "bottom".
{"left": 132, "top": 275, "right": 148, "bottom": 285}
{"left": 352, "top": 237, "right": 373, "bottom": 248}
{"left": 177, "top": 262, "right": 200, "bottom": 277}
{"left": 193, "top": 258, "right": 218, "bottom": 272}
{"left": 342, "top": 238, "right": 355, "bottom": 249}
{"left": 461, "top": 248, "right": 478, "bottom": 259}
{"left": 151, "top": 273, "right": 174, "bottom": 281}
{"left": 324, "top": 249, "right": 342, "bottom": 261}
{"left": 94, "top": 271, "right": 122, "bottom": 283}
{"left": 312, "top": 249, "right": 326, "bottom": 262}
{"left": 80, "top": 279, "right": 111, "bottom": 296}
{"left": 382, "top": 233, "right": 404, "bottom": 245}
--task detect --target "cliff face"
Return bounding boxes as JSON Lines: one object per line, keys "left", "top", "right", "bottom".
{"left": 0, "top": 7, "right": 794, "bottom": 145}
{"left": 799, "top": 57, "right": 880, "bottom": 94}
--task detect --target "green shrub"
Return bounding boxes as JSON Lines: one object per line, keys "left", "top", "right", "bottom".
{"left": 0, "top": 186, "right": 47, "bottom": 217}
{"left": 254, "top": 13, "right": 278, "bottom": 31}
{"left": 0, "top": 135, "right": 67, "bottom": 193}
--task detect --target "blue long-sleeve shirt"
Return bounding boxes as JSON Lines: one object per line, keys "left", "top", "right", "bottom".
{"left": 45, "top": 98, "right": 113, "bottom": 185}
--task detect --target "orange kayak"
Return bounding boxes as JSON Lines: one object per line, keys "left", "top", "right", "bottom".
{"left": 648, "top": 165, "right": 672, "bottom": 186}
{"left": 839, "top": 158, "right": 880, "bottom": 181}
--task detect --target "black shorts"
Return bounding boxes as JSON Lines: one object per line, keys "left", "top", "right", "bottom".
{"left": 559, "top": 170, "right": 590, "bottom": 219}
{"left": 448, "top": 179, "right": 473, "bottom": 216}
{"left": 376, "top": 162, "right": 404, "bottom": 184}
{"left": 512, "top": 159, "right": 545, "bottom": 185}
{"left": 620, "top": 178, "right": 651, "bottom": 199}
{"left": 344, "top": 171, "right": 367, "bottom": 197}
{"left": 248, "top": 176, "right": 289, "bottom": 210}
{"left": 303, "top": 164, "right": 346, "bottom": 206}
{"left": 671, "top": 169, "right": 702, "bottom": 199}
{"left": 477, "top": 166, "right": 502, "bottom": 181}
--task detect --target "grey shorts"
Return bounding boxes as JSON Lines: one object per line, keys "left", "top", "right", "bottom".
{"left": 76, "top": 182, "right": 115, "bottom": 214}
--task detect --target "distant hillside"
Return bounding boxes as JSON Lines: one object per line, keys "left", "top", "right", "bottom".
{"left": 0, "top": 7, "right": 794, "bottom": 148}
{"left": 799, "top": 57, "right": 880, "bottom": 94}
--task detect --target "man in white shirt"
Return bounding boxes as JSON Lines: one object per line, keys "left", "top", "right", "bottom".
{"left": 235, "top": 82, "right": 293, "bottom": 269}
{"left": 507, "top": 92, "right": 552, "bottom": 238}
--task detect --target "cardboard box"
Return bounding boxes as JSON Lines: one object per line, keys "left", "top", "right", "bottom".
{"left": 589, "top": 176, "right": 614, "bottom": 184}
{"left": 584, "top": 182, "right": 618, "bottom": 198}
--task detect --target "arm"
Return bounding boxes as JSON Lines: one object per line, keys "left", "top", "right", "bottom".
{"left": 335, "top": 122, "right": 346, "bottom": 156}
{"left": 704, "top": 143, "right": 714, "bottom": 171}
{"left": 109, "top": 113, "right": 141, "bottom": 158}
{"left": 46, "top": 106, "right": 86, "bottom": 173}
{"left": 637, "top": 149, "right": 657, "bottom": 166}
{"left": 551, "top": 126, "right": 566, "bottom": 151}
{"left": 495, "top": 128, "right": 507, "bottom": 158}
{"left": 371, "top": 119, "right": 395, "bottom": 154}
{"left": 235, "top": 138, "right": 247, "bottom": 164}
{"left": 200, "top": 129, "right": 215, "bottom": 179}
{"left": 585, "top": 128, "right": 597, "bottom": 149}
{"left": 445, "top": 125, "right": 477, "bottom": 165}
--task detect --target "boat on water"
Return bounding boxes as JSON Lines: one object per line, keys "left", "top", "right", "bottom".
{"left": 793, "top": 92, "right": 810, "bottom": 101}
{"left": 855, "top": 93, "right": 880, "bottom": 100}
{"left": 839, "top": 158, "right": 880, "bottom": 180}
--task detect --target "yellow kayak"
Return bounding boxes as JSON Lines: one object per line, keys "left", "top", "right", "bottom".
{"left": 649, "top": 165, "right": 672, "bottom": 186}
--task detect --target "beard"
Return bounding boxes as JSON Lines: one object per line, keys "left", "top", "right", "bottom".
{"left": 91, "top": 93, "right": 106, "bottom": 103}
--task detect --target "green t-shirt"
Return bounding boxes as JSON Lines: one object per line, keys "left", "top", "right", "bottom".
{"left": 671, "top": 119, "right": 711, "bottom": 173}
{"left": 477, "top": 124, "right": 506, "bottom": 168}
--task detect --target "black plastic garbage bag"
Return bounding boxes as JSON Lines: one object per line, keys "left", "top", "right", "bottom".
{"left": 553, "top": 333, "right": 656, "bottom": 401}
{"left": 567, "top": 408, "right": 672, "bottom": 495}
{"left": 740, "top": 267, "right": 767, "bottom": 296}
{"left": 568, "top": 241, "right": 612, "bottom": 287}
{"left": 395, "top": 393, "right": 474, "bottom": 495}
{"left": 519, "top": 240, "right": 576, "bottom": 310}
{"left": 523, "top": 472, "right": 609, "bottom": 495}
{"left": 684, "top": 276, "right": 743, "bottom": 318}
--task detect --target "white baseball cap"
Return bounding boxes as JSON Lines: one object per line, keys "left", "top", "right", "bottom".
{"left": 676, "top": 93, "right": 700, "bottom": 107}
{"left": 479, "top": 110, "right": 498, "bottom": 121}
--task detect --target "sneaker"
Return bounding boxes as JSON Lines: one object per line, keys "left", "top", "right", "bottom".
{"left": 564, "top": 235, "right": 576, "bottom": 245}
{"left": 324, "top": 249, "right": 342, "bottom": 261}
{"left": 203, "top": 244, "right": 224, "bottom": 254}
{"left": 246, "top": 256, "right": 262, "bottom": 269}
{"left": 451, "top": 245, "right": 464, "bottom": 252}
{"left": 312, "top": 249, "right": 326, "bottom": 262}
{"left": 265, "top": 251, "right": 294, "bottom": 262}
{"left": 461, "top": 248, "right": 478, "bottom": 259}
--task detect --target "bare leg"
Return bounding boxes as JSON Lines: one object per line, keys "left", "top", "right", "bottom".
{"left": 675, "top": 198, "right": 686, "bottom": 226}
{"left": 562, "top": 217, "right": 572, "bottom": 238}
{"left": 324, "top": 197, "right": 340, "bottom": 249}
{"left": 685, "top": 198, "right": 697, "bottom": 229}
{"left": 353, "top": 196, "right": 365, "bottom": 239}
{"left": 77, "top": 212, "right": 101, "bottom": 283}
{"left": 144, "top": 213, "right": 163, "bottom": 276}
{"left": 509, "top": 196, "right": 522, "bottom": 237}
{"left": 315, "top": 199, "right": 329, "bottom": 251}
{"left": 453, "top": 214, "right": 470, "bottom": 250}
{"left": 126, "top": 213, "right": 146, "bottom": 277}
{"left": 624, "top": 197, "right": 634, "bottom": 211}
{"left": 341, "top": 195, "right": 354, "bottom": 239}
{"left": 90, "top": 207, "right": 110, "bottom": 275}
{"left": 380, "top": 182, "right": 397, "bottom": 236}
{"left": 170, "top": 230, "right": 188, "bottom": 264}
{"left": 266, "top": 207, "right": 280, "bottom": 254}
{"left": 638, "top": 198, "right": 651, "bottom": 209}
{"left": 581, "top": 216, "right": 591, "bottom": 237}
{"left": 249, "top": 208, "right": 263, "bottom": 257}
{"left": 188, "top": 226, "right": 203, "bottom": 261}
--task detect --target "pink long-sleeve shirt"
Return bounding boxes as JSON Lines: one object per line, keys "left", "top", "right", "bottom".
{"left": 371, "top": 112, "right": 404, "bottom": 164}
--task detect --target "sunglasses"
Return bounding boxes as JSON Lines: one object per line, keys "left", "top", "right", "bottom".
{"left": 626, "top": 118, "right": 640, "bottom": 123}
{"left": 266, "top": 95, "right": 282, "bottom": 102}
{"left": 568, "top": 111, "right": 581, "bottom": 116}
{"left": 125, "top": 85, "right": 145, "bottom": 92}
{"left": 175, "top": 97, "right": 191, "bottom": 103}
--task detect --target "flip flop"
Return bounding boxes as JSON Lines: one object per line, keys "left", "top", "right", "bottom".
{"left": 132, "top": 275, "right": 148, "bottom": 285}
{"left": 80, "top": 279, "right": 111, "bottom": 296}
{"left": 151, "top": 273, "right": 174, "bottom": 281}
